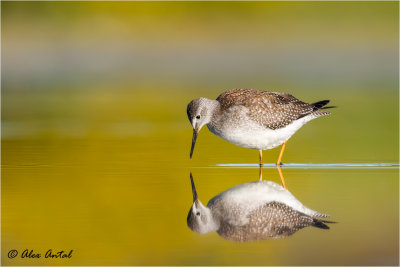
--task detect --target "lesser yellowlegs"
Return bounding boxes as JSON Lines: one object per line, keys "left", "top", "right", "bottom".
{"left": 187, "top": 88, "right": 334, "bottom": 169}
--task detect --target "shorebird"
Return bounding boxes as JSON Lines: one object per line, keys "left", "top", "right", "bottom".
{"left": 187, "top": 174, "right": 333, "bottom": 242}
{"left": 187, "top": 89, "right": 334, "bottom": 167}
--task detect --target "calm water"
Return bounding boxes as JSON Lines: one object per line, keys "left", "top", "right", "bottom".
{"left": 2, "top": 1, "right": 399, "bottom": 266}
{"left": 2, "top": 89, "right": 399, "bottom": 266}
{"left": 2, "top": 126, "right": 399, "bottom": 266}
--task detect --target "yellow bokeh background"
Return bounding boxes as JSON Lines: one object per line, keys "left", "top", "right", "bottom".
{"left": 2, "top": 1, "right": 398, "bottom": 265}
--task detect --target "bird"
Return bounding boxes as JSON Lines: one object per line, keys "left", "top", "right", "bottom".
{"left": 187, "top": 88, "right": 334, "bottom": 168}
{"left": 187, "top": 173, "right": 333, "bottom": 242}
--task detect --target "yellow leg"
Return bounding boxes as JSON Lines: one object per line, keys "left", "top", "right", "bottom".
{"left": 259, "top": 150, "right": 263, "bottom": 181}
{"left": 276, "top": 141, "right": 288, "bottom": 166}
{"left": 277, "top": 165, "right": 288, "bottom": 189}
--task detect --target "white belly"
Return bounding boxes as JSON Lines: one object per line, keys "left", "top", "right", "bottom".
{"left": 207, "top": 115, "right": 314, "bottom": 150}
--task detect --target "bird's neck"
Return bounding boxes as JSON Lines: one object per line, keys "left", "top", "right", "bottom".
{"left": 203, "top": 99, "right": 221, "bottom": 125}
{"left": 203, "top": 206, "right": 221, "bottom": 233}
{"left": 208, "top": 206, "right": 223, "bottom": 231}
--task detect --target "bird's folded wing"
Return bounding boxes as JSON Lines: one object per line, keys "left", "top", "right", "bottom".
{"left": 217, "top": 89, "right": 315, "bottom": 130}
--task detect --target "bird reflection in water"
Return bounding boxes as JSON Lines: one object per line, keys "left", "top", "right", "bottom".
{"left": 187, "top": 173, "right": 334, "bottom": 242}
{"left": 259, "top": 163, "right": 286, "bottom": 190}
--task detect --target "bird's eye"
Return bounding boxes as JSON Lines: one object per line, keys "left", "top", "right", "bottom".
{"left": 196, "top": 115, "right": 201, "bottom": 119}
{"left": 196, "top": 212, "right": 200, "bottom": 216}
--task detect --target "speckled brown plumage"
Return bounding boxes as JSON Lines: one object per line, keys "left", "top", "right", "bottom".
{"left": 217, "top": 201, "right": 329, "bottom": 242}
{"left": 216, "top": 88, "right": 330, "bottom": 130}
{"left": 186, "top": 88, "right": 334, "bottom": 157}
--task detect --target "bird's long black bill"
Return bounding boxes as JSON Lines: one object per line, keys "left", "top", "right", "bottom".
{"left": 190, "top": 129, "right": 198, "bottom": 159}
{"left": 190, "top": 173, "right": 198, "bottom": 202}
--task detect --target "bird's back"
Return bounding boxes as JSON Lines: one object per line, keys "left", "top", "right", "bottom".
{"left": 216, "top": 88, "right": 330, "bottom": 130}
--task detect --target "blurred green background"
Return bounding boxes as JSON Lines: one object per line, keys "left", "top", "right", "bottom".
{"left": 2, "top": 1, "right": 399, "bottom": 266}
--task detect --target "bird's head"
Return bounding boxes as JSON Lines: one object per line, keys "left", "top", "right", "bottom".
{"left": 186, "top": 97, "right": 217, "bottom": 158}
{"left": 187, "top": 173, "right": 218, "bottom": 234}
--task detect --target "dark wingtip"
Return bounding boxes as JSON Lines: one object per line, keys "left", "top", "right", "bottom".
{"left": 312, "top": 100, "right": 338, "bottom": 111}
{"left": 322, "top": 105, "right": 338, "bottom": 109}
{"left": 312, "top": 100, "right": 330, "bottom": 109}
{"left": 313, "top": 220, "right": 330, "bottom": 229}
{"left": 313, "top": 218, "right": 337, "bottom": 230}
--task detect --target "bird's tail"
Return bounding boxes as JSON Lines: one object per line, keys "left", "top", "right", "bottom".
{"left": 312, "top": 100, "right": 337, "bottom": 110}
{"left": 312, "top": 218, "right": 337, "bottom": 230}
